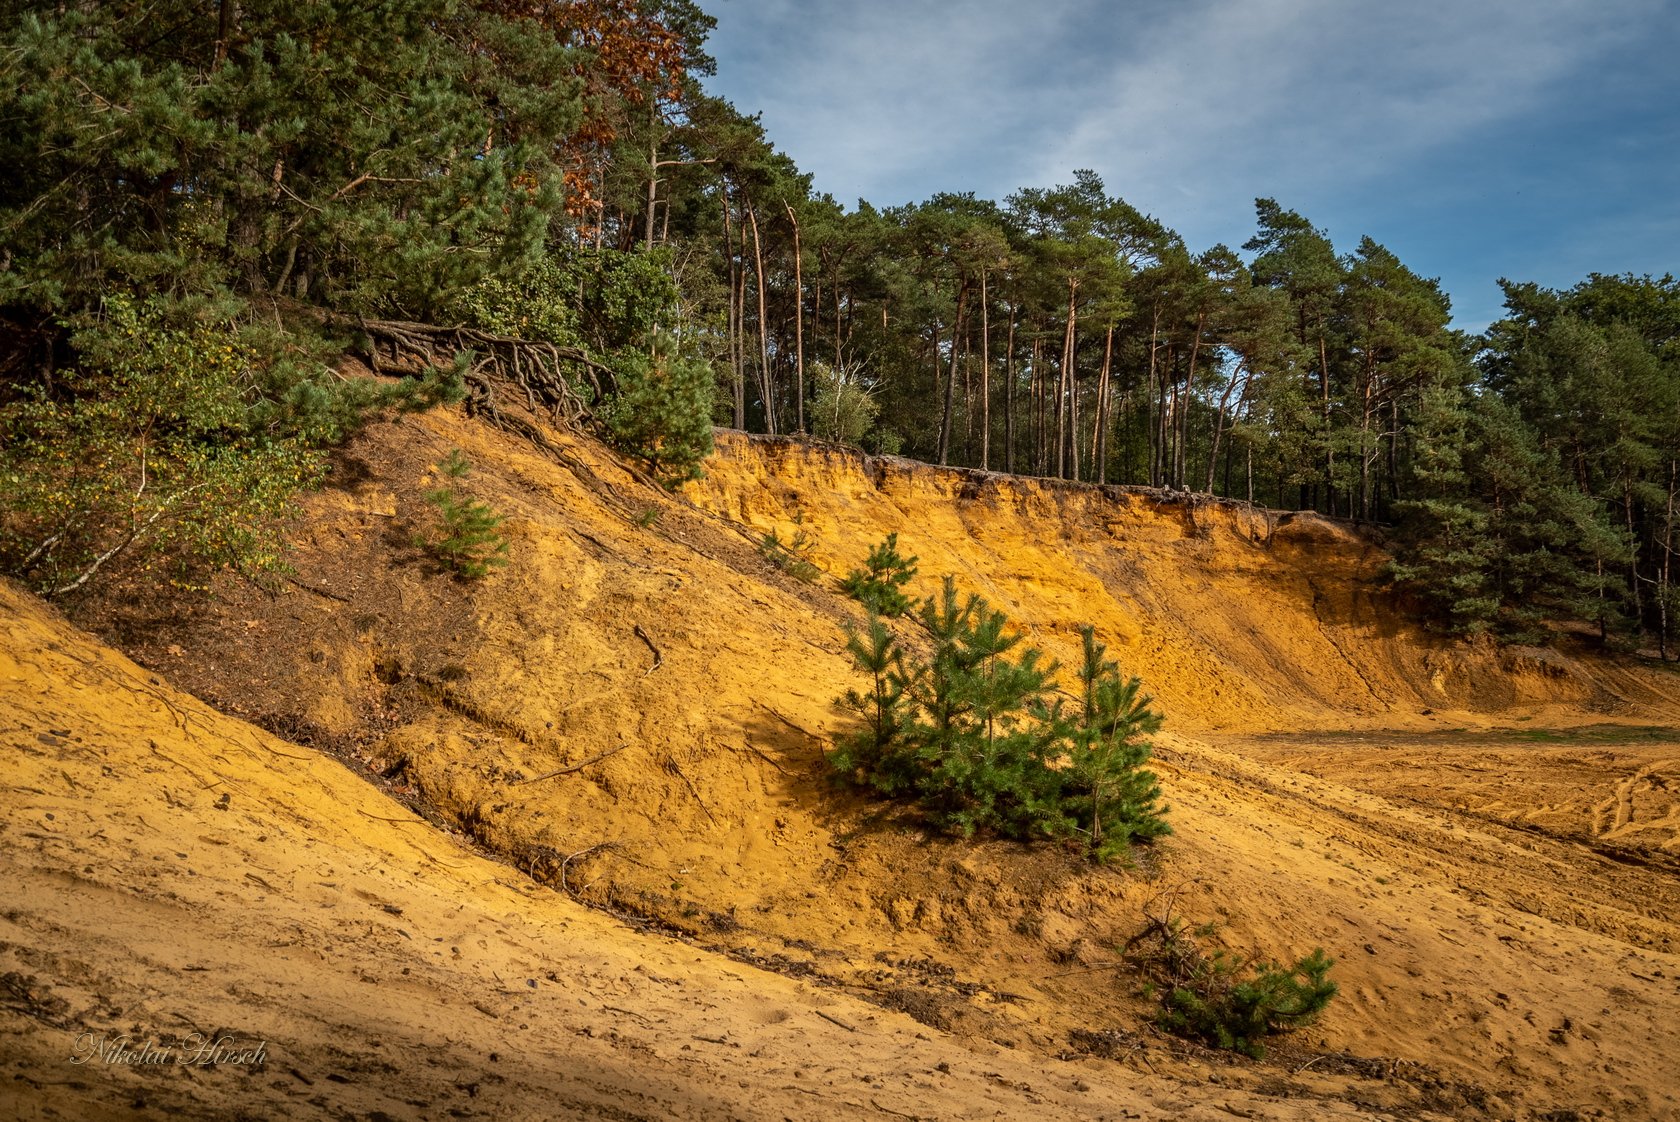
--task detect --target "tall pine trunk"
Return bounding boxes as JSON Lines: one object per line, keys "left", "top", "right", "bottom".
{"left": 747, "top": 204, "right": 776, "bottom": 435}
{"left": 784, "top": 200, "right": 804, "bottom": 433}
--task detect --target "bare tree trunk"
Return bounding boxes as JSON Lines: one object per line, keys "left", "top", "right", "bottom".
{"left": 747, "top": 204, "right": 776, "bottom": 434}
{"left": 1004, "top": 302, "right": 1017, "bottom": 475}
{"left": 1178, "top": 313, "right": 1204, "bottom": 490}
{"left": 1663, "top": 459, "right": 1676, "bottom": 659}
{"left": 645, "top": 102, "right": 660, "bottom": 251}
{"left": 1147, "top": 305, "right": 1162, "bottom": 486}
{"left": 721, "top": 187, "right": 744, "bottom": 428}
{"left": 1031, "top": 335, "right": 1044, "bottom": 475}
{"left": 214, "top": 0, "right": 238, "bottom": 68}
{"left": 979, "top": 267, "right": 991, "bottom": 471}
{"left": 1320, "top": 336, "right": 1334, "bottom": 516}
{"left": 1094, "top": 324, "right": 1114, "bottom": 485}
{"left": 1205, "top": 359, "right": 1250, "bottom": 494}
{"left": 938, "top": 281, "right": 969, "bottom": 465}
{"left": 784, "top": 200, "right": 804, "bottom": 433}
{"left": 1057, "top": 279, "right": 1078, "bottom": 479}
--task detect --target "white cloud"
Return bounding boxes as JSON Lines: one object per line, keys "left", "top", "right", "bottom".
{"left": 708, "top": 0, "right": 1658, "bottom": 219}
{"left": 1037, "top": 0, "right": 1660, "bottom": 236}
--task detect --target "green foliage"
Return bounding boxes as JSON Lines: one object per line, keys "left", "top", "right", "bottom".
{"left": 758, "top": 514, "right": 821, "bottom": 582}
{"left": 598, "top": 336, "right": 716, "bottom": 484}
{"left": 451, "top": 247, "right": 715, "bottom": 484}
{"left": 1067, "top": 627, "right": 1171, "bottom": 861}
{"left": 833, "top": 574, "right": 1169, "bottom": 855}
{"left": 0, "top": 296, "right": 462, "bottom": 597}
{"left": 0, "top": 0, "right": 580, "bottom": 318}
{"left": 1131, "top": 914, "right": 1337, "bottom": 1059}
{"left": 450, "top": 255, "right": 584, "bottom": 349}
{"left": 809, "top": 362, "right": 879, "bottom": 446}
{"left": 417, "top": 450, "right": 509, "bottom": 579}
{"left": 839, "top": 533, "right": 919, "bottom": 617}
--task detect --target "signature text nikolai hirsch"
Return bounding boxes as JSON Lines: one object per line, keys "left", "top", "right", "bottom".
{"left": 70, "top": 1032, "right": 268, "bottom": 1067}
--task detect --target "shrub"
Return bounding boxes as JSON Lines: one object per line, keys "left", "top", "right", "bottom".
{"left": 1129, "top": 912, "right": 1337, "bottom": 1059}
{"left": 1, "top": 295, "right": 457, "bottom": 596}
{"left": 758, "top": 514, "right": 821, "bottom": 582}
{"left": 418, "top": 450, "right": 509, "bottom": 579}
{"left": 809, "top": 362, "right": 878, "bottom": 446}
{"left": 839, "top": 533, "right": 919, "bottom": 617}
{"left": 598, "top": 338, "right": 716, "bottom": 485}
{"left": 832, "top": 574, "right": 1169, "bottom": 855}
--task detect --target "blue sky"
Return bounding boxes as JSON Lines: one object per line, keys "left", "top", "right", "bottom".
{"left": 699, "top": 0, "right": 1680, "bottom": 332}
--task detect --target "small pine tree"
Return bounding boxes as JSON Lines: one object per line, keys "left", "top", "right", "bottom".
{"left": 832, "top": 612, "right": 918, "bottom": 793}
{"left": 840, "top": 533, "right": 919, "bottom": 617}
{"left": 1068, "top": 626, "right": 1171, "bottom": 862}
{"left": 911, "top": 578, "right": 1067, "bottom": 838}
{"left": 758, "top": 514, "right": 821, "bottom": 582}
{"left": 1158, "top": 944, "right": 1338, "bottom": 1059}
{"left": 598, "top": 333, "right": 716, "bottom": 486}
{"left": 419, "top": 450, "right": 509, "bottom": 579}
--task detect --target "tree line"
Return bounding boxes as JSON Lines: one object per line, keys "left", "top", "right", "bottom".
{"left": 1, "top": 0, "right": 1676, "bottom": 650}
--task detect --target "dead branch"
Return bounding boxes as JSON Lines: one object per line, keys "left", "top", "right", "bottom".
{"left": 560, "top": 841, "right": 616, "bottom": 894}
{"left": 285, "top": 575, "right": 350, "bottom": 602}
{"left": 517, "top": 741, "right": 627, "bottom": 785}
{"left": 633, "top": 623, "right": 663, "bottom": 676}
{"left": 814, "top": 1009, "right": 856, "bottom": 1033}
{"left": 743, "top": 743, "right": 789, "bottom": 775}
{"left": 664, "top": 758, "right": 718, "bottom": 827}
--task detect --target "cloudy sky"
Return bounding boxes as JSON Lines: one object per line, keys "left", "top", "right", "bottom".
{"left": 700, "top": 0, "right": 1679, "bottom": 331}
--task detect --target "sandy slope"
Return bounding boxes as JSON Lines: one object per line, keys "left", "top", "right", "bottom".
{"left": 1, "top": 583, "right": 1377, "bottom": 1122}
{"left": 17, "top": 406, "right": 1680, "bottom": 1120}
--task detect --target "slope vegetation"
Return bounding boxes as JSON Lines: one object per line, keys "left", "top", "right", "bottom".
{"left": 21, "top": 404, "right": 1680, "bottom": 1120}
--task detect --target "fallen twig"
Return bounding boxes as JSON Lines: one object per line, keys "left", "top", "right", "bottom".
{"left": 633, "top": 623, "right": 663, "bottom": 676}
{"left": 517, "top": 742, "right": 627, "bottom": 785}
{"left": 285, "top": 575, "right": 350, "bottom": 602}
{"left": 814, "top": 1009, "right": 856, "bottom": 1033}
{"left": 1048, "top": 961, "right": 1126, "bottom": 978}
{"left": 560, "top": 842, "right": 616, "bottom": 894}
{"left": 744, "top": 743, "right": 789, "bottom": 775}
{"left": 665, "top": 759, "right": 719, "bottom": 827}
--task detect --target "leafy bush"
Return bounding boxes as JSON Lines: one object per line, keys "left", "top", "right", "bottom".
{"left": 1, "top": 296, "right": 459, "bottom": 596}
{"left": 417, "top": 450, "right": 509, "bottom": 579}
{"left": 450, "top": 255, "right": 583, "bottom": 348}
{"left": 452, "top": 249, "right": 714, "bottom": 485}
{"left": 809, "top": 362, "right": 879, "bottom": 446}
{"left": 840, "top": 533, "right": 919, "bottom": 617}
{"left": 1129, "top": 912, "right": 1337, "bottom": 1059}
{"left": 833, "top": 574, "right": 1168, "bottom": 858}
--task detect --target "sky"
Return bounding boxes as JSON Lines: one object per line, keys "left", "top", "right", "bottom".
{"left": 699, "top": 0, "right": 1680, "bottom": 332}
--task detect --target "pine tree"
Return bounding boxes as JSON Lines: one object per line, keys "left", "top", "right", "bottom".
{"left": 839, "top": 533, "right": 919, "bottom": 617}
{"left": 832, "top": 612, "right": 917, "bottom": 793}
{"left": 1067, "top": 626, "right": 1170, "bottom": 861}
{"left": 419, "top": 451, "right": 510, "bottom": 579}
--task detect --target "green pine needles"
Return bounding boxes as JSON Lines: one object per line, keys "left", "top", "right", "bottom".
{"left": 758, "top": 514, "right": 821, "bottom": 583}
{"left": 418, "top": 450, "right": 509, "bottom": 579}
{"left": 839, "top": 534, "right": 919, "bottom": 617}
{"left": 832, "top": 575, "right": 1170, "bottom": 860}
{"left": 1130, "top": 912, "right": 1338, "bottom": 1059}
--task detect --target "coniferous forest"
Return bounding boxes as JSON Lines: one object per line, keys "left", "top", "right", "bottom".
{"left": 2, "top": 0, "right": 1677, "bottom": 649}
